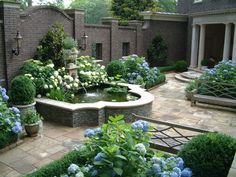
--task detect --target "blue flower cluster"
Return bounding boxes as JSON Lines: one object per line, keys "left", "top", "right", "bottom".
{"left": 0, "top": 86, "right": 9, "bottom": 102}
{"left": 0, "top": 87, "right": 22, "bottom": 135}
{"left": 84, "top": 127, "right": 102, "bottom": 138}
{"left": 94, "top": 152, "right": 106, "bottom": 162}
{"left": 148, "top": 156, "right": 192, "bottom": 177}
{"left": 131, "top": 120, "right": 150, "bottom": 132}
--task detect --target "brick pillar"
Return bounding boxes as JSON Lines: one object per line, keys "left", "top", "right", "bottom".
{"left": 0, "top": 1, "right": 21, "bottom": 88}
{"left": 102, "top": 17, "right": 119, "bottom": 60}
{"left": 129, "top": 20, "right": 143, "bottom": 56}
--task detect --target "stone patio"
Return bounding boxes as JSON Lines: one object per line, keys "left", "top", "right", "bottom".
{"left": 0, "top": 73, "right": 236, "bottom": 177}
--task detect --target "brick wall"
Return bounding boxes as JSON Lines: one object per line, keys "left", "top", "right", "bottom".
{"left": 178, "top": 0, "right": 236, "bottom": 14}
{"left": 0, "top": 22, "right": 5, "bottom": 87}
{"left": 142, "top": 20, "right": 188, "bottom": 64}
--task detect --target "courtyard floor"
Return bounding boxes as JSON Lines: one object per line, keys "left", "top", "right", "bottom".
{"left": 0, "top": 73, "right": 235, "bottom": 177}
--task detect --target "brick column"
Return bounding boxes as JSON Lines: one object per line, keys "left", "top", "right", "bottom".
{"left": 102, "top": 17, "right": 119, "bottom": 60}
{"left": 0, "top": 1, "right": 21, "bottom": 88}
{"left": 129, "top": 20, "right": 143, "bottom": 56}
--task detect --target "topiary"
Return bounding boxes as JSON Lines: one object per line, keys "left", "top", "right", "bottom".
{"left": 178, "top": 133, "right": 236, "bottom": 177}
{"left": 175, "top": 60, "right": 188, "bottom": 72}
{"left": 106, "top": 60, "right": 125, "bottom": 77}
{"left": 35, "top": 23, "right": 66, "bottom": 68}
{"left": 10, "top": 76, "right": 36, "bottom": 105}
{"left": 147, "top": 33, "right": 168, "bottom": 67}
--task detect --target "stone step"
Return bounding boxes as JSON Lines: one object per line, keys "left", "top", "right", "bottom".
{"left": 180, "top": 71, "right": 202, "bottom": 80}
{"left": 188, "top": 67, "right": 204, "bottom": 73}
{"left": 174, "top": 74, "right": 191, "bottom": 83}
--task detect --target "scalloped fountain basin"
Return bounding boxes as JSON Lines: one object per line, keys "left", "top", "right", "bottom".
{"left": 36, "top": 84, "right": 154, "bottom": 127}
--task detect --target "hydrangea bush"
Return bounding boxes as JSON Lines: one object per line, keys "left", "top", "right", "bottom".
{"left": 186, "top": 61, "right": 236, "bottom": 98}
{"left": 107, "top": 55, "right": 166, "bottom": 89}
{"left": 60, "top": 115, "right": 192, "bottom": 177}
{"left": 0, "top": 86, "right": 22, "bottom": 149}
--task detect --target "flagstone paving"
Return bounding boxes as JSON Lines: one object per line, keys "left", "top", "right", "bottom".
{"left": 0, "top": 73, "right": 235, "bottom": 176}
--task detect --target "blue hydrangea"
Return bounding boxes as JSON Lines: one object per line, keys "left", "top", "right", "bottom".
{"left": 94, "top": 127, "right": 102, "bottom": 135}
{"left": 181, "top": 168, "right": 192, "bottom": 177}
{"left": 5, "top": 118, "right": 11, "bottom": 124}
{"left": 75, "top": 171, "right": 84, "bottom": 177}
{"left": 151, "top": 157, "right": 163, "bottom": 164}
{"left": 91, "top": 170, "right": 98, "bottom": 176}
{"left": 67, "top": 163, "right": 80, "bottom": 174}
{"left": 176, "top": 157, "right": 184, "bottom": 170}
{"left": 11, "top": 107, "right": 20, "bottom": 114}
{"left": 135, "top": 143, "right": 147, "bottom": 155}
{"left": 94, "top": 152, "right": 106, "bottom": 162}
{"left": 131, "top": 120, "right": 149, "bottom": 132}
{"left": 170, "top": 171, "right": 179, "bottom": 177}
{"left": 2, "top": 94, "right": 9, "bottom": 102}
{"left": 161, "top": 171, "right": 169, "bottom": 177}
{"left": 84, "top": 165, "right": 93, "bottom": 172}
{"left": 11, "top": 121, "right": 22, "bottom": 134}
{"left": 173, "top": 167, "right": 182, "bottom": 176}
{"left": 152, "top": 164, "right": 161, "bottom": 174}
{"left": 84, "top": 129, "right": 95, "bottom": 138}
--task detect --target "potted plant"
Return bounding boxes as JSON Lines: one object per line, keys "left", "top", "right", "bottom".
{"left": 201, "top": 59, "right": 208, "bottom": 70}
{"left": 10, "top": 75, "right": 36, "bottom": 114}
{"left": 22, "top": 109, "right": 43, "bottom": 137}
{"left": 185, "top": 80, "right": 197, "bottom": 100}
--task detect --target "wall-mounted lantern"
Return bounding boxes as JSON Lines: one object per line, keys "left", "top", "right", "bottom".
{"left": 12, "top": 31, "right": 23, "bottom": 56}
{"left": 78, "top": 32, "right": 88, "bottom": 51}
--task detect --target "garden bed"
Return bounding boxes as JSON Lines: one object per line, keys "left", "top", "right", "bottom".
{"left": 36, "top": 84, "right": 154, "bottom": 127}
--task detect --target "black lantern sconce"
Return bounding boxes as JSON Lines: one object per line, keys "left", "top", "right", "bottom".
{"left": 12, "top": 31, "right": 23, "bottom": 56}
{"left": 78, "top": 32, "right": 88, "bottom": 50}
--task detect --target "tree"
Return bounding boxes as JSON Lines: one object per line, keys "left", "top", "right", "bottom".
{"left": 158, "top": 0, "right": 177, "bottom": 13}
{"left": 70, "top": 0, "right": 111, "bottom": 24}
{"left": 16, "top": 0, "right": 32, "bottom": 10}
{"left": 111, "top": 0, "right": 157, "bottom": 21}
{"left": 38, "top": 0, "right": 65, "bottom": 9}
{"left": 147, "top": 33, "right": 168, "bottom": 67}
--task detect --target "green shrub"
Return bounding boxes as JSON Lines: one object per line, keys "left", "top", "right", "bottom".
{"left": 158, "top": 65, "right": 176, "bottom": 73}
{"left": 175, "top": 60, "right": 188, "bottom": 72}
{"left": 201, "top": 59, "right": 208, "bottom": 66}
{"left": 106, "top": 60, "right": 125, "bottom": 77}
{"left": 185, "top": 80, "right": 197, "bottom": 92}
{"left": 63, "top": 37, "right": 77, "bottom": 50}
{"left": 10, "top": 76, "right": 36, "bottom": 105}
{"left": 35, "top": 23, "right": 66, "bottom": 68}
{"left": 0, "top": 131, "right": 18, "bottom": 149}
{"left": 178, "top": 133, "right": 236, "bottom": 177}
{"left": 146, "top": 74, "right": 166, "bottom": 89}
{"left": 25, "top": 150, "right": 88, "bottom": 177}
{"left": 147, "top": 33, "right": 168, "bottom": 67}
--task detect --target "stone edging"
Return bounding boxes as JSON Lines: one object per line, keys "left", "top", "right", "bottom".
{"left": 0, "top": 140, "right": 23, "bottom": 154}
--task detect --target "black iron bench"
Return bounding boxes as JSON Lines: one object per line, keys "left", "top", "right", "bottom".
{"left": 132, "top": 114, "right": 211, "bottom": 154}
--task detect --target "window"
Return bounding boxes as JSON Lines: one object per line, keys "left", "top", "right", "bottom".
{"left": 91, "top": 43, "right": 102, "bottom": 60}
{"left": 194, "top": 0, "right": 202, "bottom": 3}
{"left": 122, "top": 42, "right": 130, "bottom": 56}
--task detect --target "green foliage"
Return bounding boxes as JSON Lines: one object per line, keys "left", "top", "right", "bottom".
{"left": 175, "top": 60, "right": 188, "bottom": 72}
{"left": 48, "top": 89, "right": 74, "bottom": 102}
{"left": 158, "top": 65, "right": 176, "bottom": 73}
{"left": 147, "top": 33, "right": 168, "bottom": 67}
{"left": 185, "top": 80, "right": 197, "bottom": 92}
{"left": 146, "top": 74, "right": 166, "bottom": 89}
{"left": 178, "top": 133, "right": 236, "bottom": 177}
{"left": 25, "top": 150, "right": 87, "bottom": 177}
{"left": 111, "top": 0, "right": 157, "bottom": 20}
{"left": 22, "top": 109, "right": 43, "bottom": 125}
{"left": 35, "top": 23, "right": 66, "bottom": 68}
{"left": 201, "top": 59, "right": 208, "bottom": 66}
{"left": 63, "top": 37, "right": 77, "bottom": 50}
{"left": 0, "top": 131, "right": 18, "bottom": 149}
{"left": 105, "top": 85, "right": 128, "bottom": 94}
{"left": 158, "top": 0, "right": 177, "bottom": 12}
{"left": 70, "top": 0, "right": 111, "bottom": 24}
{"left": 10, "top": 75, "right": 36, "bottom": 105}
{"left": 106, "top": 60, "right": 125, "bottom": 77}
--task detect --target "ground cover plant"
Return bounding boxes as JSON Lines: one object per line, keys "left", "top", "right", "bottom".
{"left": 185, "top": 61, "right": 236, "bottom": 98}
{"left": 0, "top": 86, "right": 22, "bottom": 149}
{"left": 27, "top": 115, "right": 192, "bottom": 177}
{"left": 107, "top": 55, "right": 166, "bottom": 89}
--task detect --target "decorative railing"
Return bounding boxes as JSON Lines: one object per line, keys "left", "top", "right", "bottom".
{"left": 196, "top": 80, "right": 236, "bottom": 99}
{"left": 133, "top": 114, "right": 210, "bottom": 154}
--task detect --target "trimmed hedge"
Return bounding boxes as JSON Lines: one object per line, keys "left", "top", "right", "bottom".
{"left": 146, "top": 73, "right": 166, "bottom": 89}
{"left": 178, "top": 133, "right": 236, "bottom": 177}
{"left": 158, "top": 65, "right": 176, "bottom": 73}
{"left": 25, "top": 150, "right": 85, "bottom": 177}
{"left": 0, "top": 131, "right": 18, "bottom": 149}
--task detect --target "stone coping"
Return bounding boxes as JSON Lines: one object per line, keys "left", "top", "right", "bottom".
{"left": 36, "top": 84, "right": 154, "bottom": 111}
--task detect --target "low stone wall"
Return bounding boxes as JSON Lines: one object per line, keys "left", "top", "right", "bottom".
{"left": 228, "top": 153, "right": 236, "bottom": 177}
{"left": 36, "top": 84, "right": 154, "bottom": 127}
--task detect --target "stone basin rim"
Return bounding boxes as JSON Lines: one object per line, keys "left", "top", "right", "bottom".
{"left": 36, "top": 84, "right": 154, "bottom": 111}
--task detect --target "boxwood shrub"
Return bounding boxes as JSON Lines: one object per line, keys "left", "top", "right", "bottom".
{"left": 0, "top": 131, "right": 18, "bottom": 149}
{"left": 178, "top": 133, "right": 236, "bottom": 177}
{"left": 175, "top": 60, "right": 188, "bottom": 72}
{"left": 106, "top": 60, "right": 125, "bottom": 77}
{"left": 10, "top": 75, "right": 36, "bottom": 105}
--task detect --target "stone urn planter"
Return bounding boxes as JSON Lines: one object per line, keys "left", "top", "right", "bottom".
{"left": 24, "top": 123, "right": 40, "bottom": 137}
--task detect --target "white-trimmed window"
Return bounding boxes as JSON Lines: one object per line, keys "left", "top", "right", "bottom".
{"left": 194, "top": 0, "right": 203, "bottom": 3}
